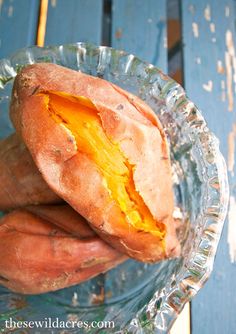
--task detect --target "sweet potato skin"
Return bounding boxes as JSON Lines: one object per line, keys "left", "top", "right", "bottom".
{"left": 0, "top": 133, "right": 60, "bottom": 210}
{"left": 10, "top": 63, "right": 180, "bottom": 262}
{"left": 0, "top": 205, "right": 126, "bottom": 294}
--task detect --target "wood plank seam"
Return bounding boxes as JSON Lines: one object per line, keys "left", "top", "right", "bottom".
{"left": 37, "top": 0, "right": 49, "bottom": 47}
{"left": 102, "top": 0, "right": 112, "bottom": 46}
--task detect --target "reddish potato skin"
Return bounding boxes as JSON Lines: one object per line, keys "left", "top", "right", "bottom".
{"left": 0, "top": 133, "right": 60, "bottom": 210}
{"left": 0, "top": 205, "right": 126, "bottom": 294}
{"left": 10, "top": 63, "right": 180, "bottom": 263}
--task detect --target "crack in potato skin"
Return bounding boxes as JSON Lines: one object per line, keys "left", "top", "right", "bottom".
{"left": 42, "top": 91, "right": 166, "bottom": 243}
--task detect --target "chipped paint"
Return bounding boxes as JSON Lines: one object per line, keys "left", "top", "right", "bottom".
{"left": 226, "top": 30, "right": 235, "bottom": 57}
{"left": 227, "top": 123, "right": 236, "bottom": 176}
{"left": 221, "top": 80, "right": 226, "bottom": 89}
{"left": 115, "top": 28, "right": 122, "bottom": 40}
{"left": 210, "top": 23, "right": 215, "bottom": 33}
{"left": 217, "top": 60, "right": 225, "bottom": 74}
{"left": 202, "top": 80, "right": 213, "bottom": 92}
{"left": 222, "top": 91, "right": 226, "bottom": 102}
{"left": 8, "top": 5, "right": 13, "bottom": 17}
{"left": 233, "top": 56, "right": 236, "bottom": 88}
{"left": 212, "top": 37, "right": 216, "bottom": 43}
{"left": 188, "top": 4, "right": 195, "bottom": 14}
{"left": 221, "top": 80, "right": 226, "bottom": 102}
{"left": 228, "top": 130, "right": 235, "bottom": 175}
{"left": 225, "top": 6, "right": 230, "bottom": 17}
{"left": 225, "top": 51, "right": 233, "bottom": 110}
{"left": 147, "top": 18, "right": 153, "bottom": 24}
{"left": 226, "top": 121, "right": 236, "bottom": 266}
{"left": 228, "top": 196, "right": 236, "bottom": 263}
{"left": 163, "top": 36, "right": 167, "bottom": 49}
{"left": 204, "top": 4, "right": 211, "bottom": 21}
{"left": 51, "top": 0, "right": 57, "bottom": 7}
{"left": 192, "top": 22, "right": 199, "bottom": 38}
{"left": 195, "top": 57, "right": 201, "bottom": 65}
{"left": 225, "top": 30, "right": 236, "bottom": 111}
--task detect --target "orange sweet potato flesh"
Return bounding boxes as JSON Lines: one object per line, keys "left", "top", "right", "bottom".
{"left": 0, "top": 205, "right": 126, "bottom": 294}
{"left": 10, "top": 63, "right": 180, "bottom": 262}
{"left": 0, "top": 133, "right": 60, "bottom": 210}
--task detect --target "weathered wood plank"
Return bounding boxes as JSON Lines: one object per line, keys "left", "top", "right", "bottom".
{"left": 111, "top": 0, "right": 167, "bottom": 72}
{"left": 44, "top": 0, "right": 103, "bottom": 45}
{"left": 182, "top": 1, "right": 236, "bottom": 333}
{"left": 0, "top": 0, "right": 40, "bottom": 58}
{"left": 0, "top": 0, "right": 39, "bottom": 138}
{"left": 112, "top": 1, "right": 190, "bottom": 332}
{"left": 41, "top": 0, "right": 109, "bottom": 312}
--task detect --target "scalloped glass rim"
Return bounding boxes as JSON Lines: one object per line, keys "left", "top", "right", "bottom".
{"left": 0, "top": 43, "right": 229, "bottom": 333}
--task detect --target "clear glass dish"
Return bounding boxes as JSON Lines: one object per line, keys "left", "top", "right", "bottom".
{"left": 0, "top": 43, "right": 229, "bottom": 333}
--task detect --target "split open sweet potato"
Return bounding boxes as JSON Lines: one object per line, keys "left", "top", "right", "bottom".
{"left": 10, "top": 63, "right": 180, "bottom": 262}
{"left": 0, "top": 205, "right": 126, "bottom": 294}
{"left": 0, "top": 133, "right": 60, "bottom": 210}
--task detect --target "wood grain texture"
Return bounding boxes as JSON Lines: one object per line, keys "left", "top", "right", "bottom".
{"left": 182, "top": 1, "right": 236, "bottom": 333}
{"left": 0, "top": 0, "right": 39, "bottom": 138}
{"left": 0, "top": 0, "right": 40, "bottom": 58}
{"left": 44, "top": 0, "right": 103, "bottom": 45}
{"left": 111, "top": 0, "right": 167, "bottom": 72}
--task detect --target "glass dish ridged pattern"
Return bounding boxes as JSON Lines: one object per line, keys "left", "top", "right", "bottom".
{"left": 0, "top": 43, "right": 229, "bottom": 333}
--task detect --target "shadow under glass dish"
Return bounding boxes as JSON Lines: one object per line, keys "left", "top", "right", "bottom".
{"left": 0, "top": 43, "right": 228, "bottom": 333}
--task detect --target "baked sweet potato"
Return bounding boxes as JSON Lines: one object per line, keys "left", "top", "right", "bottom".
{"left": 10, "top": 63, "right": 180, "bottom": 262}
{"left": 0, "top": 204, "right": 126, "bottom": 294}
{"left": 0, "top": 133, "right": 60, "bottom": 210}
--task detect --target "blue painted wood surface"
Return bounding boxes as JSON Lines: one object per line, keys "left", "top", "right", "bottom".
{"left": 44, "top": 0, "right": 103, "bottom": 45}
{"left": 182, "top": 1, "right": 236, "bottom": 333}
{"left": 0, "top": 0, "right": 40, "bottom": 58}
{"left": 0, "top": 0, "right": 39, "bottom": 138}
{"left": 111, "top": 0, "right": 167, "bottom": 72}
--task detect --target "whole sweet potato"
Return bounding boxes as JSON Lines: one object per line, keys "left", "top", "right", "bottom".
{"left": 10, "top": 63, "right": 180, "bottom": 262}
{"left": 0, "top": 205, "right": 126, "bottom": 294}
{"left": 0, "top": 133, "right": 60, "bottom": 210}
